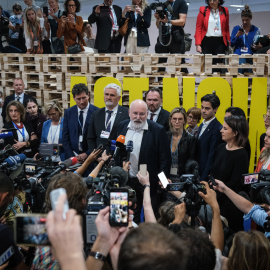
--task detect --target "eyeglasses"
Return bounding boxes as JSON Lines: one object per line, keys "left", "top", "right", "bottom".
{"left": 68, "top": 4, "right": 76, "bottom": 7}
{"left": 263, "top": 114, "right": 270, "bottom": 121}
{"left": 187, "top": 115, "right": 198, "bottom": 121}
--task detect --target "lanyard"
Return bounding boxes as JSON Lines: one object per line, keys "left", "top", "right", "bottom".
{"left": 50, "top": 118, "right": 61, "bottom": 143}
{"left": 170, "top": 135, "right": 181, "bottom": 157}
{"left": 12, "top": 122, "right": 25, "bottom": 141}
{"left": 105, "top": 111, "right": 115, "bottom": 130}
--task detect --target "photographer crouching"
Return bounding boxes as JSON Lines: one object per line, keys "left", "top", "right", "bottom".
{"left": 153, "top": 0, "right": 188, "bottom": 74}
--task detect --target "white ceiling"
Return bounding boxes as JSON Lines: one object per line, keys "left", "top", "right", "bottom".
{"left": 2, "top": 0, "right": 270, "bottom": 19}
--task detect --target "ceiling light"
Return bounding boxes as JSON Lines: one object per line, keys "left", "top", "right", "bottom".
{"left": 237, "top": 8, "right": 241, "bottom": 11}
{"left": 230, "top": 5, "right": 245, "bottom": 7}
{"left": 187, "top": 1, "right": 190, "bottom": 5}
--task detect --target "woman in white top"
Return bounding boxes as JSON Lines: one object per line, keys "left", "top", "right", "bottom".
{"left": 41, "top": 100, "right": 65, "bottom": 161}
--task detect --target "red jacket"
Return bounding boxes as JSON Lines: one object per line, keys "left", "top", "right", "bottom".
{"left": 194, "top": 6, "right": 230, "bottom": 46}
{"left": 255, "top": 147, "right": 270, "bottom": 172}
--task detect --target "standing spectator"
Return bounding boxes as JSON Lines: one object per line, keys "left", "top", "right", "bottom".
{"left": 62, "top": 84, "right": 98, "bottom": 165}
{"left": 41, "top": 100, "right": 65, "bottom": 161}
{"left": 122, "top": 0, "right": 151, "bottom": 53}
{"left": 186, "top": 107, "right": 201, "bottom": 136}
{"left": 212, "top": 115, "right": 249, "bottom": 232}
{"left": 3, "top": 101, "right": 39, "bottom": 158}
{"left": 88, "top": 0, "right": 123, "bottom": 53}
{"left": 57, "top": 0, "right": 85, "bottom": 54}
{"left": 25, "top": 99, "right": 46, "bottom": 144}
{"left": 260, "top": 106, "right": 270, "bottom": 150}
{"left": 8, "top": 3, "right": 26, "bottom": 53}
{"left": 24, "top": 7, "right": 45, "bottom": 54}
{"left": 44, "top": 0, "right": 64, "bottom": 54}
{"left": 1, "top": 78, "right": 37, "bottom": 124}
{"left": 195, "top": 0, "right": 230, "bottom": 73}
{"left": 23, "top": 0, "right": 42, "bottom": 19}
{"left": 83, "top": 22, "right": 95, "bottom": 51}
{"left": 231, "top": 5, "right": 259, "bottom": 74}
{"left": 0, "top": 5, "right": 10, "bottom": 18}
{"left": 167, "top": 107, "right": 197, "bottom": 191}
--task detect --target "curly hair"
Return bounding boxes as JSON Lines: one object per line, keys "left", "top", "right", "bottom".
{"left": 64, "top": 0, "right": 81, "bottom": 13}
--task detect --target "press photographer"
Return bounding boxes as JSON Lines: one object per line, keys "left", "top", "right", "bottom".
{"left": 153, "top": 0, "right": 188, "bottom": 55}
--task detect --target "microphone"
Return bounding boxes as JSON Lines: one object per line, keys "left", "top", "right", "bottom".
{"left": 48, "top": 157, "right": 78, "bottom": 178}
{"left": 126, "top": 140, "right": 133, "bottom": 162}
{"left": 185, "top": 160, "right": 200, "bottom": 181}
{"left": 111, "top": 140, "right": 116, "bottom": 151}
{"left": 110, "top": 166, "right": 128, "bottom": 187}
{"left": 116, "top": 135, "right": 125, "bottom": 144}
{"left": 106, "top": 140, "right": 112, "bottom": 155}
{"left": 0, "top": 132, "right": 13, "bottom": 139}
{"left": 0, "top": 154, "right": 27, "bottom": 168}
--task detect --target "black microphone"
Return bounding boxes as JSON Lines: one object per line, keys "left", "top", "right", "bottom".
{"left": 126, "top": 140, "right": 133, "bottom": 162}
{"left": 47, "top": 157, "right": 78, "bottom": 178}
{"left": 185, "top": 160, "right": 200, "bottom": 181}
{"left": 106, "top": 139, "right": 112, "bottom": 155}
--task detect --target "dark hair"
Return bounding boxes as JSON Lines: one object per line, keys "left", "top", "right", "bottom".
{"left": 145, "top": 88, "right": 163, "bottom": 99}
{"left": 13, "top": 3, "right": 22, "bottom": 11}
{"left": 224, "top": 115, "right": 249, "bottom": 147}
{"left": 72, "top": 83, "right": 89, "bottom": 97}
{"left": 64, "top": 0, "right": 81, "bottom": 12}
{"left": 177, "top": 228, "right": 216, "bottom": 270}
{"left": 205, "top": 0, "right": 224, "bottom": 6}
{"left": 45, "top": 172, "right": 87, "bottom": 214}
{"left": 201, "top": 94, "right": 220, "bottom": 110}
{"left": 241, "top": 4, "right": 252, "bottom": 19}
{"left": 83, "top": 21, "right": 92, "bottom": 28}
{"left": 6, "top": 100, "right": 25, "bottom": 122}
{"left": 187, "top": 107, "right": 201, "bottom": 122}
{"left": 225, "top": 107, "right": 246, "bottom": 118}
{"left": 118, "top": 223, "right": 187, "bottom": 270}
{"left": 26, "top": 99, "right": 38, "bottom": 107}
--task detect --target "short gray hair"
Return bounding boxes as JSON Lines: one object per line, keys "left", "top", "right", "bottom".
{"left": 104, "top": 83, "right": 121, "bottom": 97}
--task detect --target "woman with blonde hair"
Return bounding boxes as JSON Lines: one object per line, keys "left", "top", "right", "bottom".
{"left": 24, "top": 7, "right": 45, "bottom": 53}
{"left": 122, "top": 0, "right": 151, "bottom": 53}
{"left": 41, "top": 100, "right": 64, "bottom": 161}
{"left": 227, "top": 230, "right": 270, "bottom": 270}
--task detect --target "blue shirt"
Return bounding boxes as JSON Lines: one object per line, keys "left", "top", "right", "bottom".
{"left": 243, "top": 205, "right": 270, "bottom": 238}
{"left": 9, "top": 15, "right": 23, "bottom": 39}
{"left": 231, "top": 25, "right": 259, "bottom": 55}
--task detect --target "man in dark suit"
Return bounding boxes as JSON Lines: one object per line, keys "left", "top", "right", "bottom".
{"left": 118, "top": 99, "right": 171, "bottom": 223}
{"left": 145, "top": 88, "right": 170, "bottom": 131}
{"left": 196, "top": 93, "right": 223, "bottom": 181}
{"left": 88, "top": 0, "right": 123, "bottom": 53}
{"left": 87, "top": 83, "right": 129, "bottom": 154}
{"left": 62, "top": 84, "right": 98, "bottom": 164}
{"left": 1, "top": 78, "right": 37, "bottom": 123}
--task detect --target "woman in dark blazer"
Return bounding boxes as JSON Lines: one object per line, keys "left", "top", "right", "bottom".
{"left": 3, "top": 101, "right": 38, "bottom": 158}
{"left": 122, "top": 0, "right": 151, "bottom": 53}
{"left": 167, "top": 107, "right": 197, "bottom": 181}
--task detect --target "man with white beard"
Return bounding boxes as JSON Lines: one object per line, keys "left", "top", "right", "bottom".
{"left": 117, "top": 99, "right": 171, "bottom": 223}
{"left": 87, "top": 83, "right": 129, "bottom": 154}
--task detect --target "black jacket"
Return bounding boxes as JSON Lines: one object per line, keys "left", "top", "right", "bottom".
{"left": 167, "top": 129, "right": 197, "bottom": 176}
{"left": 124, "top": 6, "right": 151, "bottom": 47}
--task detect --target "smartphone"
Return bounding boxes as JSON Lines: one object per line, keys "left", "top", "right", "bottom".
{"left": 50, "top": 188, "right": 69, "bottom": 219}
{"left": 62, "top": 11, "right": 68, "bottom": 17}
{"left": 139, "top": 164, "right": 147, "bottom": 176}
{"left": 96, "top": 144, "right": 103, "bottom": 151}
{"left": 0, "top": 246, "right": 14, "bottom": 266}
{"left": 239, "top": 28, "right": 244, "bottom": 32}
{"left": 242, "top": 173, "right": 259, "bottom": 185}
{"left": 15, "top": 214, "right": 50, "bottom": 246}
{"left": 109, "top": 188, "right": 129, "bottom": 227}
{"left": 158, "top": 171, "right": 169, "bottom": 188}
{"left": 43, "top": 6, "right": 49, "bottom": 17}
{"left": 130, "top": 5, "right": 136, "bottom": 11}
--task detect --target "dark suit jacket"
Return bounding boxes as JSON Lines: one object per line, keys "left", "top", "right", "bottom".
{"left": 2, "top": 93, "right": 37, "bottom": 123}
{"left": 123, "top": 6, "right": 151, "bottom": 47}
{"left": 117, "top": 119, "right": 171, "bottom": 193}
{"left": 62, "top": 104, "right": 98, "bottom": 158}
{"left": 196, "top": 118, "right": 223, "bottom": 181}
{"left": 156, "top": 107, "right": 170, "bottom": 131}
{"left": 3, "top": 121, "right": 39, "bottom": 157}
{"left": 87, "top": 105, "right": 129, "bottom": 153}
{"left": 88, "top": 5, "right": 123, "bottom": 51}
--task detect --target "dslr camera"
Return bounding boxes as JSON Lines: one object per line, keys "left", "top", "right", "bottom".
{"left": 150, "top": 0, "right": 169, "bottom": 20}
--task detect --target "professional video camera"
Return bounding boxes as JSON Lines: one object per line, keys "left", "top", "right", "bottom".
{"left": 150, "top": 0, "right": 169, "bottom": 20}
{"left": 165, "top": 161, "right": 206, "bottom": 226}
{"left": 0, "top": 15, "right": 10, "bottom": 48}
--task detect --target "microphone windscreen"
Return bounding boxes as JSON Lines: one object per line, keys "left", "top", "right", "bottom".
{"left": 126, "top": 140, "right": 133, "bottom": 152}
{"left": 0, "top": 132, "right": 13, "bottom": 139}
{"left": 110, "top": 166, "right": 128, "bottom": 187}
{"left": 116, "top": 135, "right": 125, "bottom": 144}
{"left": 5, "top": 154, "right": 27, "bottom": 167}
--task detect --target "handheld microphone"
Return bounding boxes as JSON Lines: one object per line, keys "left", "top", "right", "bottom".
{"left": 116, "top": 135, "right": 125, "bottom": 144}
{"left": 126, "top": 140, "right": 133, "bottom": 162}
{"left": 185, "top": 160, "right": 200, "bottom": 181}
{"left": 106, "top": 140, "right": 112, "bottom": 155}
{"left": 111, "top": 140, "right": 116, "bottom": 151}
{"left": 0, "top": 132, "right": 13, "bottom": 139}
{"left": 48, "top": 157, "right": 78, "bottom": 178}
{"left": 0, "top": 154, "right": 27, "bottom": 168}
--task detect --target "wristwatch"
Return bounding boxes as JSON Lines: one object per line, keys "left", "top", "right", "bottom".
{"left": 143, "top": 184, "right": 150, "bottom": 190}
{"left": 89, "top": 251, "right": 106, "bottom": 262}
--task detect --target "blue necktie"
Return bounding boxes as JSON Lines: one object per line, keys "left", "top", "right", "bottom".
{"left": 106, "top": 111, "right": 113, "bottom": 132}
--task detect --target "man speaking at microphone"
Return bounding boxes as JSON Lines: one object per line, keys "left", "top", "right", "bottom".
{"left": 118, "top": 99, "right": 171, "bottom": 223}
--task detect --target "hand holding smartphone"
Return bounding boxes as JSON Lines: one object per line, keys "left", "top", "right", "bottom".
{"left": 50, "top": 188, "right": 69, "bottom": 220}
{"left": 158, "top": 172, "right": 169, "bottom": 188}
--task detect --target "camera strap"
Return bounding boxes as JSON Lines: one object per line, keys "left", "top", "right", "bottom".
{"left": 158, "top": 21, "right": 172, "bottom": 46}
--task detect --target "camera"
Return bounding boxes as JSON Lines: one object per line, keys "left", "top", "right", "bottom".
{"left": 0, "top": 15, "right": 10, "bottom": 26}
{"left": 150, "top": 0, "right": 168, "bottom": 20}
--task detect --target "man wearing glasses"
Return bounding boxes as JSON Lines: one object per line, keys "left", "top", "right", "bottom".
{"left": 117, "top": 99, "right": 171, "bottom": 223}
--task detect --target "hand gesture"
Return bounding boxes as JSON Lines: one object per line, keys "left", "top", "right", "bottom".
{"left": 137, "top": 171, "right": 150, "bottom": 186}
{"left": 196, "top": 45, "right": 202, "bottom": 53}
{"left": 95, "top": 4, "right": 104, "bottom": 14}
{"left": 173, "top": 202, "right": 186, "bottom": 224}
{"left": 68, "top": 14, "right": 75, "bottom": 24}
{"left": 135, "top": 5, "right": 142, "bottom": 16}
{"left": 198, "top": 181, "right": 219, "bottom": 209}
{"left": 213, "top": 179, "right": 227, "bottom": 193}
{"left": 101, "top": 149, "right": 111, "bottom": 162}
{"left": 13, "top": 140, "right": 25, "bottom": 150}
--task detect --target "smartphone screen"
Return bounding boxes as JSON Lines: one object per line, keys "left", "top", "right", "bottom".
{"left": 158, "top": 172, "right": 169, "bottom": 188}
{"left": 43, "top": 6, "right": 48, "bottom": 16}
{"left": 139, "top": 164, "right": 147, "bottom": 176}
{"left": 109, "top": 188, "right": 129, "bottom": 227}
{"left": 242, "top": 173, "right": 259, "bottom": 185}
{"left": 15, "top": 214, "right": 50, "bottom": 246}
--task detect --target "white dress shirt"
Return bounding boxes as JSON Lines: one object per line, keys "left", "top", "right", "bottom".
{"left": 105, "top": 104, "right": 119, "bottom": 133}
{"left": 15, "top": 93, "right": 24, "bottom": 104}
{"left": 199, "top": 117, "right": 216, "bottom": 137}
{"left": 147, "top": 107, "right": 161, "bottom": 122}
{"left": 206, "top": 9, "right": 222, "bottom": 37}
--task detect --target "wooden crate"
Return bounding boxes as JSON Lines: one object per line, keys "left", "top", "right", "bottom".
{"left": 3, "top": 54, "right": 21, "bottom": 71}
{"left": 19, "top": 55, "right": 43, "bottom": 72}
